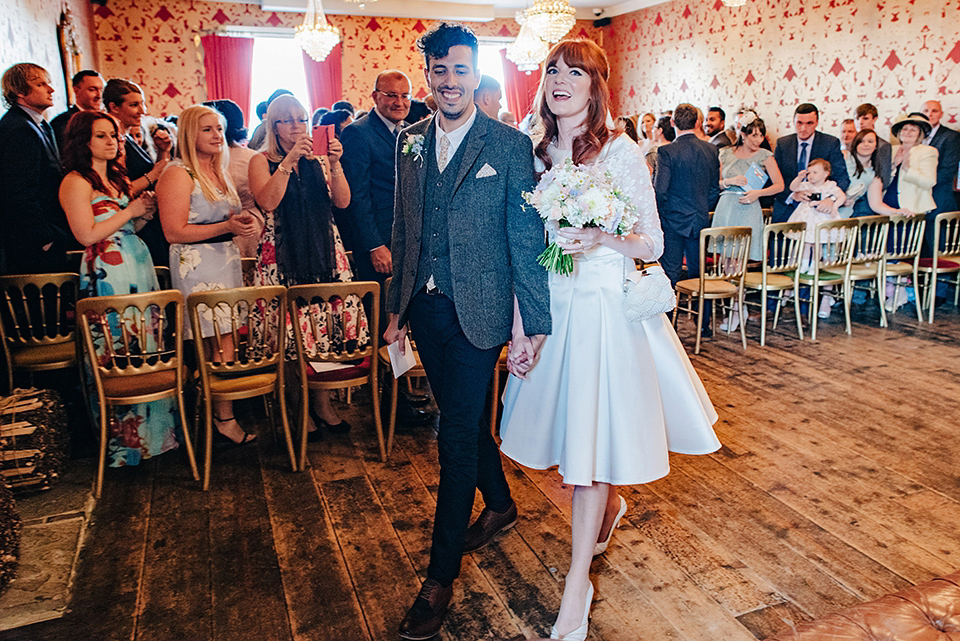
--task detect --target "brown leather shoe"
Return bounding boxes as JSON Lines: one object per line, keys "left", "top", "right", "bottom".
{"left": 462, "top": 500, "right": 518, "bottom": 553}
{"left": 398, "top": 578, "right": 453, "bottom": 640}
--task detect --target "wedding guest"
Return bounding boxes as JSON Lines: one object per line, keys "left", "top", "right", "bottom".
{"left": 249, "top": 94, "right": 366, "bottom": 438}
{"left": 59, "top": 110, "right": 179, "bottom": 465}
{"left": 319, "top": 108, "right": 352, "bottom": 137}
{"left": 311, "top": 107, "right": 328, "bottom": 127}
{"left": 854, "top": 103, "right": 892, "bottom": 188}
{"left": 839, "top": 129, "right": 904, "bottom": 219}
{"left": 157, "top": 105, "right": 258, "bottom": 445}
{"left": 706, "top": 106, "right": 732, "bottom": 147}
{"left": 839, "top": 118, "right": 856, "bottom": 152}
{"left": 473, "top": 74, "right": 502, "bottom": 119}
{"left": 645, "top": 114, "right": 675, "bottom": 176}
{"left": 617, "top": 115, "right": 639, "bottom": 142}
{"left": 500, "top": 39, "right": 720, "bottom": 641}
{"left": 639, "top": 112, "right": 656, "bottom": 140}
{"left": 713, "top": 115, "right": 784, "bottom": 330}
{"left": 332, "top": 100, "right": 354, "bottom": 116}
{"left": 249, "top": 89, "right": 293, "bottom": 151}
{"left": 205, "top": 99, "right": 263, "bottom": 259}
{"left": 499, "top": 111, "right": 517, "bottom": 128}
{"left": 0, "top": 63, "right": 71, "bottom": 275}
{"left": 50, "top": 69, "right": 104, "bottom": 151}
{"left": 920, "top": 100, "right": 960, "bottom": 255}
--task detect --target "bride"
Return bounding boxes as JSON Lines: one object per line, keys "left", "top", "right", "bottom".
{"left": 499, "top": 39, "right": 722, "bottom": 640}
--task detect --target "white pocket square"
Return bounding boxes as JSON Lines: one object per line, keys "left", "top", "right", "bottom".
{"left": 476, "top": 163, "right": 497, "bottom": 179}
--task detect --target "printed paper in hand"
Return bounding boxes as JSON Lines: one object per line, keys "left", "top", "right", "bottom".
{"left": 388, "top": 336, "right": 416, "bottom": 378}
{"left": 746, "top": 162, "right": 769, "bottom": 191}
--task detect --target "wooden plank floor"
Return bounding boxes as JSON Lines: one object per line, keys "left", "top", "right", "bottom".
{"left": 8, "top": 302, "right": 960, "bottom": 641}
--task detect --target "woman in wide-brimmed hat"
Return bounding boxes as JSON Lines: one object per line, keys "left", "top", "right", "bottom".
{"left": 886, "top": 112, "right": 938, "bottom": 217}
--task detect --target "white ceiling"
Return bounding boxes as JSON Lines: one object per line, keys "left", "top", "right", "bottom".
{"left": 254, "top": 0, "right": 668, "bottom": 22}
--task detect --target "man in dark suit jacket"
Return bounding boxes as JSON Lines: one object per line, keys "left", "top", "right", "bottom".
{"left": 772, "top": 103, "right": 850, "bottom": 224}
{"left": 854, "top": 103, "right": 892, "bottom": 192}
{"left": 655, "top": 103, "right": 720, "bottom": 334}
{"left": 50, "top": 70, "right": 103, "bottom": 151}
{"left": 706, "top": 106, "right": 732, "bottom": 148}
{"left": 0, "top": 63, "right": 70, "bottom": 275}
{"left": 104, "top": 78, "right": 168, "bottom": 267}
{"left": 340, "top": 70, "right": 412, "bottom": 285}
{"left": 384, "top": 24, "right": 550, "bottom": 640}
{"left": 921, "top": 100, "right": 960, "bottom": 254}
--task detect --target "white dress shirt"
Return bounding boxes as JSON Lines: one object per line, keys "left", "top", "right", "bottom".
{"left": 434, "top": 107, "right": 477, "bottom": 173}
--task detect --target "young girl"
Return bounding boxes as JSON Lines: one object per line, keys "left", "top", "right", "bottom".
{"left": 787, "top": 158, "right": 847, "bottom": 316}
{"left": 788, "top": 158, "right": 847, "bottom": 262}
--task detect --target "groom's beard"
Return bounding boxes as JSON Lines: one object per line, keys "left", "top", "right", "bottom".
{"left": 436, "top": 84, "right": 469, "bottom": 121}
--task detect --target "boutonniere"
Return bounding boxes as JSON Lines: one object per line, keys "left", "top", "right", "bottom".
{"left": 401, "top": 133, "right": 426, "bottom": 166}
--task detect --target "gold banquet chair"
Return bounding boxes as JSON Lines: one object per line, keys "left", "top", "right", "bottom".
{"left": 288, "top": 281, "right": 383, "bottom": 469}
{"left": 743, "top": 222, "right": 806, "bottom": 346}
{"left": 883, "top": 214, "right": 926, "bottom": 322}
{"left": 847, "top": 215, "right": 890, "bottom": 328}
{"left": 76, "top": 290, "right": 199, "bottom": 498}
{"left": 918, "top": 211, "right": 960, "bottom": 324}
{"left": 796, "top": 218, "right": 859, "bottom": 341}
{"left": 187, "top": 286, "right": 297, "bottom": 489}
{"left": 0, "top": 273, "right": 80, "bottom": 394}
{"left": 673, "top": 226, "right": 752, "bottom": 355}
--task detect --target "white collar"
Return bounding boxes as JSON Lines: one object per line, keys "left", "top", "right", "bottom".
{"left": 373, "top": 107, "right": 404, "bottom": 134}
{"left": 18, "top": 104, "right": 46, "bottom": 127}
{"left": 434, "top": 107, "right": 478, "bottom": 164}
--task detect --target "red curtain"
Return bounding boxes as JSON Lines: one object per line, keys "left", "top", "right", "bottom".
{"left": 201, "top": 35, "right": 255, "bottom": 123}
{"left": 500, "top": 48, "right": 542, "bottom": 121}
{"left": 302, "top": 44, "right": 342, "bottom": 113}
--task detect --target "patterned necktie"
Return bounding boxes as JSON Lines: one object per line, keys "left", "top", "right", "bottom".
{"left": 438, "top": 134, "right": 451, "bottom": 172}
{"left": 798, "top": 141, "right": 809, "bottom": 171}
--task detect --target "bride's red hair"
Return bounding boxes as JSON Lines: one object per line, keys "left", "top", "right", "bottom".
{"left": 533, "top": 39, "right": 615, "bottom": 170}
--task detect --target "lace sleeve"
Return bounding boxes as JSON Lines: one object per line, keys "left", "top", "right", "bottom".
{"left": 599, "top": 135, "right": 664, "bottom": 260}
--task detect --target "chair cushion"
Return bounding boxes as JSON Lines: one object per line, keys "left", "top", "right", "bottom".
{"left": 209, "top": 371, "right": 277, "bottom": 394}
{"left": 918, "top": 257, "right": 960, "bottom": 270}
{"left": 102, "top": 370, "right": 177, "bottom": 399}
{"left": 744, "top": 273, "right": 794, "bottom": 289}
{"left": 10, "top": 341, "right": 76, "bottom": 369}
{"left": 788, "top": 269, "right": 844, "bottom": 282}
{"left": 848, "top": 264, "right": 880, "bottom": 278}
{"left": 306, "top": 357, "right": 371, "bottom": 383}
{"left": 676, "top": 278, "right": 738, "bottom": 296}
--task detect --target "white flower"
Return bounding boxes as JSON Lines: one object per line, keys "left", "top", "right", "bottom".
{"left": 178, "top": 247, "right": 202, "bottom": 280}
{"left": 401, "top": 133, "right": 426, "bottom": 165}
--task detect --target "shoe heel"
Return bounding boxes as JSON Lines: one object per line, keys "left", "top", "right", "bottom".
{"left": 550, "top": 582, "right": 593, "bottom": 640}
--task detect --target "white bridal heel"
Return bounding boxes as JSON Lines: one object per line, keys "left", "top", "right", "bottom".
{"left": 550, "top": 581, "right": 593, "bottom": 641}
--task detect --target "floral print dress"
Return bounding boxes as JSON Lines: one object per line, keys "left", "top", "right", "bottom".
{"left": 254, "top": 157, "right": 369, "bottom": 361}
{"left": 82, "top": 193, "right": 179, "bottom": 467}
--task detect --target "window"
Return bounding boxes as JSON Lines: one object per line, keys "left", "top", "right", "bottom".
{"left": 249, "top": 37, "right": 312, "bottom": 128}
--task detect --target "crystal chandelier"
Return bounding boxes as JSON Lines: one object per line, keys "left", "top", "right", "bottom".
{"left": 524, "top": 0, "right": 576, "bottom": 43}
{"left": 295, "top": 0, "right": 340, "bottom": 62}
{"left": 507, "top": 12, "right": 550, "bottom": 73}
{"left": 721, "top": 0, "right": 747, "bottom": 6}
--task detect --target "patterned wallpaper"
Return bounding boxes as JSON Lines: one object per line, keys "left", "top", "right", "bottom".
{"left": 605, "top": 0, "right": 960, "bottom": 141}
{"left": 92, "top": 0, "right": 600, "bottom": 119}
{"left": 1, "top": 0, "right": 98, "bottom": 113}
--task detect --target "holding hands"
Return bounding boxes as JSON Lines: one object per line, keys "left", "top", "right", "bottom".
{"left": 556, "top": 226, "right": 605, "bottom": 255}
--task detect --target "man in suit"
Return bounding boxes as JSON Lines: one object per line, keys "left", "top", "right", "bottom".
{"left": 921, "top": 100, "right": 960, "bottom": 255}
{"left": 772, "top": 103, "right": 850, "bottom": 224}
{"left": 0, "top": 63, "right": 70, "bottom": 275}
{"left": 384, "top": 23, "right": 550, "bottom": 640}
{"left": 340, "top": 70, "right": 411, "bottom": 286}
{"left": 50, "top": 70, "right": 103, "bottom": 151}
{"left": 706, "top": 106, "right": 732, "bottom": 148}
{"left": 854, "top": 103, "right": 892, "bottom": 191}
{"left": 655, "top": 103, "right": 720, "bottom": 336}
{"left": 104, "top": 78, "right": 168, "bottom": 267}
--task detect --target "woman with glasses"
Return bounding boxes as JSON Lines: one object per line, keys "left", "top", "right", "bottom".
{"left": 249, "top": 94, "right": 367, "bottom": 439}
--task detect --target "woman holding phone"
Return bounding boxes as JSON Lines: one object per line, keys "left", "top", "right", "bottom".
{"left": 249, "top": 94, "right": 367, "bottom": 439}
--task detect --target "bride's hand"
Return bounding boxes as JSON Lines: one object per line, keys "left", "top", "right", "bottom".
{"left": 506, "top": 334, "right": 546, "bottom": 379}
{"left": 556, "top": 227, "right": 605, "bottom": 254}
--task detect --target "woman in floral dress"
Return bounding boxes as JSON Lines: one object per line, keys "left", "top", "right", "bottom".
{"left": 249, "top": 94, "right": 368, "bottom": 438}
{"left": 59, "top": 110, "right": 179, "bottom": 466}
{"left": 156, "top": 104, "right": 259, "bottom": 445}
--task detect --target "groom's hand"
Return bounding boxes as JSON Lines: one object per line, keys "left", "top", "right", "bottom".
{"left": 507, "top": 334, "right": 546, "bottom": 379}
{"left": 383, "top": 314, "right": 408, "bottom": 354}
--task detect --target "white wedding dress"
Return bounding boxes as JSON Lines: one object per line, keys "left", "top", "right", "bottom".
{"left": 499, "top": 134, "right": 721, "bottom": 487}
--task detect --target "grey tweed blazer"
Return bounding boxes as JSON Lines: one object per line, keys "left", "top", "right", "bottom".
{"left": 387, "top": 110, "right": 551, "bottom": 350}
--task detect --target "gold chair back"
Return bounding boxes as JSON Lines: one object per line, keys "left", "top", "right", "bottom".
{"left": 154, "top": 265, "right": 172, "bottom": 291}
{"left": 0, "top": 273, "right": 79, "bottom": 392}
{"left": 923, "top": 211, "right": 960, "bottom": 323}
{"left": 885, "top": 214, "right": 926, "bottom": 322}
{"left": 287, "top": 281, "right": 382, "bottom": 468}
{"left": 701, "top": 225, "right": 752, "bottom": 283}
{"left": 76, "top": 290, "right": 198, "bottom": 497}
{"left": 801, "top": 219, "right": 859, "bottom": 340}
{"left": 748, "top": 222, "right": 806, "bottom": 345}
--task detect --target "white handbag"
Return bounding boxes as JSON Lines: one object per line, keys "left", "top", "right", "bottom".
{"left": 622, "top": 262, "right": 676, "bottom": 322}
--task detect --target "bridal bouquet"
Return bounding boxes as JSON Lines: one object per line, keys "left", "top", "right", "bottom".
{"left": 523, "top": 157, "right": 638, "bottom": 275}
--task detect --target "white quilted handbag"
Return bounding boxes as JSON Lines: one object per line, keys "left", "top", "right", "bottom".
{"left": 622, "top": 263, "right": 677, "bottom": 322}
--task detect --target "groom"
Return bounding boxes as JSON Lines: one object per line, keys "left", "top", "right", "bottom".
{"left": 384, "top": 22, "right": 551, "bottom": 640}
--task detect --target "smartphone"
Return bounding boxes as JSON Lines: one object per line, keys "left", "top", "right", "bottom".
{"left": 312, "top": 124, "right": 335, "bottom": 156}
{"left": 808, "top": 192, "right": 822, "bottom": 201}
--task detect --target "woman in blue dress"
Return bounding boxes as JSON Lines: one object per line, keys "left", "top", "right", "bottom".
{"left": 59, "top": 110, "right": 179, "bottom": 466}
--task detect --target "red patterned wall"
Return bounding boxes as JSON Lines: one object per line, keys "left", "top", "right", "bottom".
{"left": 605, "top": 0, "right": 960, "bottom": 140}
{"left": 92, "top": 0, "right": 600, "bottom": 118}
